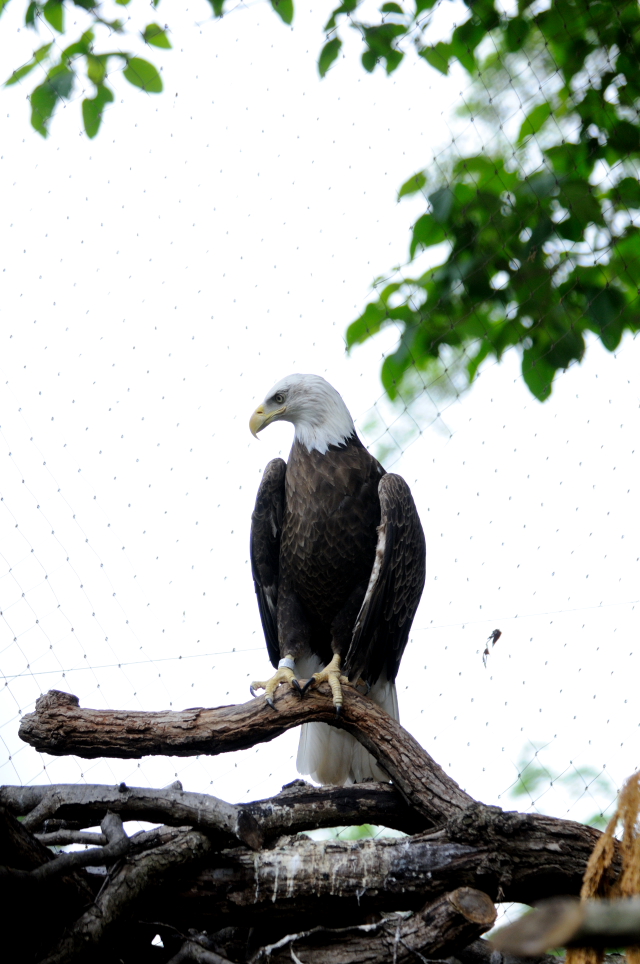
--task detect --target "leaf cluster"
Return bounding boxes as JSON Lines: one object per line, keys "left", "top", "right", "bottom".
{"left": 345, "top": 0, "right": 640, "bottom": 400}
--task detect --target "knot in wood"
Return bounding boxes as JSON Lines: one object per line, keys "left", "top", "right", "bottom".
{"left": 447, "top": 803, "right": 530, "bottom": 845}
{"left": 35, "top": 690, "right": 80, "bottom": 711}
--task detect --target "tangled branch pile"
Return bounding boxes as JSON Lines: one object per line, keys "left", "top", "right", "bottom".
{"left": 0, "top": 684, "right": 622, "bottom": 964}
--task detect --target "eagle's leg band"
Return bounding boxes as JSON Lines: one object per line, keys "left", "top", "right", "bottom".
{"left": 250, "top": 655, "right": 298, "bottom": 709}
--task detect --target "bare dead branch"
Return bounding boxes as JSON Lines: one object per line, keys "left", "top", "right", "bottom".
{"left": 30, "top": 811, "right": 129, "bottom": 881}
{"left": 35, "top": 830, "right": 108, "bottom": 847}
{"left": 0, "top": 778, "right": 428, "bottom": 842}
{"left": 166, "top": 939, "right": 237, "bottom": 964}
{"left": 491, "top": 897, "right": 640, "bottom": 956}
{"left": 248, "top": 888, "right": 496, "bottom": 964}
{"left": 41, "top": 827, "right": 214, "bottom": 964}
{"left": 19, "top": 687, "right": 474, "bottom": 826}
{"left": 3, "top": 778, "right": 262, "bottom": 851}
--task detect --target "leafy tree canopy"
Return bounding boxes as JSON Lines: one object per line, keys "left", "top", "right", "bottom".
{"left": 2, "top": 0, "right": 639, "bottom": 401}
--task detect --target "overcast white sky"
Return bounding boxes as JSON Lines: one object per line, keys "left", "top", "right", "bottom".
{"left": 0, "top": 0, "right": 638, "bottom": 830}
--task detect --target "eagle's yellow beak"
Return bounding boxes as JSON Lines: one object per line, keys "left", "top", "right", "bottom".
{"left": 249, "top": 405, "right": 286, "bottom": 438}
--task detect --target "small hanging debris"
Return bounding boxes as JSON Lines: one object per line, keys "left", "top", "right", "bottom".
{"left": 482, "top": 629, "right": 502, "bottom": 668}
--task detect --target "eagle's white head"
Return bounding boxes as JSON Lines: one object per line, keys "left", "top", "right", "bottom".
{"left": 249, "top": 373, "right": 356, "bottom": 454}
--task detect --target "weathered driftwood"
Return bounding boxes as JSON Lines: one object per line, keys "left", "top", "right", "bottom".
{"left": 250, "top": 887, "right": 496, "bottom": 964}
{"left": 19, "top": 687, "right": 474, "bottom": 827}
{"left": 0, "top": 778, "right": 428, "bottom": 842}
{"left": 492, "top": 896, "right": 640, "bottom": 956}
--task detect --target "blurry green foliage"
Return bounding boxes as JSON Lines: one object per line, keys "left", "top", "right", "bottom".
{"left": 2, "top": 1, "right": 639, "bottom": 402}
{"left": 508, "top": 745, "right": 616, "bottom": 830}
{"left": 343, "top": 0, "right": 640, "bottom": 401}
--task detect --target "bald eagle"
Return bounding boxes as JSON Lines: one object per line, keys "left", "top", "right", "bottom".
{"left": 249, "top": 374, "right": 426, "bottom": 786}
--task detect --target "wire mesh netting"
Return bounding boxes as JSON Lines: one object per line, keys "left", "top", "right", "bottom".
{"left": 1, "top": 0, "right": 638, "bottom": 884}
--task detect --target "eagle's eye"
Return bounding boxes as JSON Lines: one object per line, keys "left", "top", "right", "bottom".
{"left": 274, "top": 392, "right": 285, "bottom": 405}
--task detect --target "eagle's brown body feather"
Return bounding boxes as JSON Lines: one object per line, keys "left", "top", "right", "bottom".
{"left": 251, "top": 434, "right": 425, "bottom": 690}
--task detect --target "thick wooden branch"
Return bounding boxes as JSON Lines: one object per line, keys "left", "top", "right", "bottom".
{"left": 0, "top": 780, "right": 263, "bottom": 851}
{"left": 492, "top": 897, "right": 640, "bottom": 956}
{"left": 19, "top": 688, "right": 474, "bottom": 826}
{"left": 0, "top": 779, "right": 429, "bottom": 842}
{"left": 250, "top": 887, "right": 496, "bottom": 964}
{"left": 41, "top": 827, "right": 214, "bottom": 964}
{"left": 155, "top": 806, "right": 617, "bottom": 931}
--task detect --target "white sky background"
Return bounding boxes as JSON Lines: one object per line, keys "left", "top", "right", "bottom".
{"left": 0, "top": 0, "right": 638, "bottom": 831}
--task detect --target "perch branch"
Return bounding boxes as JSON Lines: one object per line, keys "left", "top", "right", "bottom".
{"left": 19, "top": 688, "right": 474, "bottom": 826}
{"left": 491, "top": 897, "right": 640, "bottom": 956}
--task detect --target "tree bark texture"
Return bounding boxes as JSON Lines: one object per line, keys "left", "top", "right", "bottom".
{"left": 3, "top": 686, "right": 626, "bottom": 964}
{"left": 159, "top": 805, "right": 611, "bottom": 932}
{"left": 250, "top": 888, "right": 496, "bottom": 964}
{"left": 0, "top": 777, "right": 429, "bottom": 842}
{"left": 18, "top": 687, "right": 474, "bottom": 827}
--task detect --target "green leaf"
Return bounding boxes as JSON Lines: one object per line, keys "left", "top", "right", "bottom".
{"left": 46, "top": 64, "right": 73, "bottom": 99}
{"left": 25, "top": 1, "right": 38, "bottom": 26}
{"left": 410, "top": 214, "right": 446, "bottom": 257}
{"left": 324, "top": 0, "right": 357, "bottom": 31}
{"left": 115, "top": 0, "right": 132, "bottom": 5}
{"left": 611, "top": 176, "right": 640, "bottom": 209}
{"left": 82, "top": 83, "right": 115, "bottom": 138}
{"left": 123, "top": 57, "right": 163, "bottom": 93}
{"left": 346, "top": 301, "right": 388, "bottom": 348}
{"left": 0, "top": 0, "right": 13, "bottom": 18}
{"left": 143, "top": 23, "right": 172, "bottom": 49}
{"left": 504, "top": 16, "right": 531, "bottom": 52}
{"left": 559, "top": 178, "right": 604, "bottom": 227}
{"left": 43, "top": 0, "right": 64, "bottom": 32}
{"left": 270, "top": 0, "right": 294, "bottom": 25}
{"left": 318, "top": 37, "right": 341, "bottom": 78}
{"left": 429, "top": 186, "right": 454, "bottom": 223}
{"left": 30, "top": 80, "right": 57, "bottom": 137}
{"left": 207, "top": 0, "right": 225, "bottom": 14}
{"left": 418, "top": 41, "right": 451, "bottom": 74}
{"left": 86, "top": 55, "right": 107, "bottom": 86}
{"left": 381, "top": 2, "right": 403, "bottom": 11}
{"left": 587, "top": 287, "right": 627, "bottom": 350}
{"left": 398, "top": 171, "right": 426, "bottom": 199}
{"left": 522, "top": 344, "right": 555, "bottom": 401}
{"left": 5, "top": 42, "right": 53, "bottom": 86}
{"left": 517, "top": 102, "right": 551, "bottom": 144}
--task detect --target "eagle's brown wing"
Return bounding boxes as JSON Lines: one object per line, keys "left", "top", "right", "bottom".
{"left": 344, "top": 472, "right": 426, "bottom": 686}
{"left": 250, "top": 457, "right": 286, "bottom": 669}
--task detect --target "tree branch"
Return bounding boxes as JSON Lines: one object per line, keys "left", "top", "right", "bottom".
{"left": 249, "top": 888, "right": 496, "bottom": 964}
{"left": 149, "top": 806, "right": 616, "bottom": 931}
{"left": 491, "top": 897, "right": 640, "bottom": 956}
{"left": 0, "top": 779, "right": 428, "bottom": 843}
{"left": 19, "top": 687, "right": 474, "bottom": 827}
{"left": 41, "top": 827, "right": 214, "bottom": 964}
{"left": 1, "top": 779, "right": 263, "bottom": 851}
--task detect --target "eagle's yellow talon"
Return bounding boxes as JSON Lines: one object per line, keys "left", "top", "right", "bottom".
{"left": 250, "top": 657, "right": 297, "bottom": 708}
{"left": 306, "top": 654, "right": 346, "bottom": 712}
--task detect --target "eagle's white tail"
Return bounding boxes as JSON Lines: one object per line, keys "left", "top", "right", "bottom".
{"left": 296, "top": 658, "right": 398, "bottom": 786}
